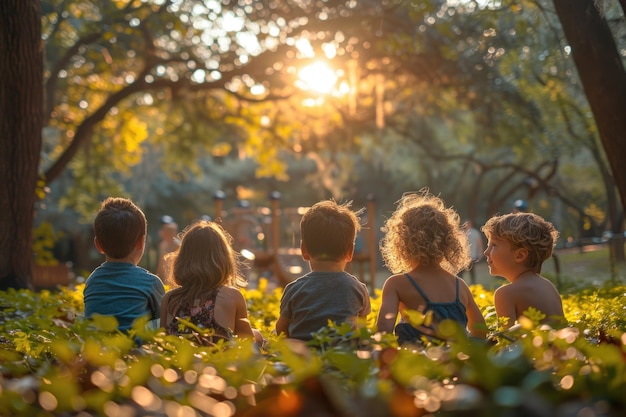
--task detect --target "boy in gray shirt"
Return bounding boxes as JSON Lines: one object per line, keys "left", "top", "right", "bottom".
{"left": 275, "top": 200, "right": 371, "bottom": 341}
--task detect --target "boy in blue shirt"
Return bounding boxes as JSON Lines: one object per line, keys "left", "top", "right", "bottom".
{"left": 83, "top": 197, "right": 165, "bottom": 332}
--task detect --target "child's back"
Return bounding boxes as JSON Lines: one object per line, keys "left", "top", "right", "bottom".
{"left": 160, "top": 221, "right": 256, "bottom": 343}
{"left": 84, "top": 263, "right": 164, "bottom": 331}
{"left": 275, "top": 200, "right": 371, "bottom": 341}
{"left": 376, "top": 191, "right": 487, "bottom": 343}
{"left": 83, "top": 197, "right": 164, "bottom": 332}
{"left": 162, "top": 286, "right": 245, "bottom": 341}
{"left": 493, "top": 273, "right": 563, "bottom": 325}
{"left": 278, "top": 270, "right": 371, "bottom": 340}
{"left": 387, "top": 268, "right": 470, "bottom": 321}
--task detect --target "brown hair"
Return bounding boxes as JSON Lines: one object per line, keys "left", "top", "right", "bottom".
{"left": 300, "top": 200, "right": 362, "bottom": 262}
{"left": 165, "top": 221, "right": 245, "bottom": 316}
{"left": 380, "top": 190, "right": 470, "bottom": 274}
{"left": 93, "top": 197, "right": 146, "bottom": 259}
{"left": 481, "top": 212, "right": 559, "bottom": 272}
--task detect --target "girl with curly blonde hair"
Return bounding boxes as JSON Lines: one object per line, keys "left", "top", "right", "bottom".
{"left": 376, "top": 190, "right": 486, "bottom": 344}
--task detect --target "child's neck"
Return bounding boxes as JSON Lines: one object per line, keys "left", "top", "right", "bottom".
{"left": 511, "top": 269, "right": 536, "bottom": 282}
{"left": 105, "top": 257, "right": 137, "bottom": 264}
{"left": 410, "top": 264, "right": 445, "bottom": 274}
{"left": 106, "top": 249, "right": 142, "bottom": 265}
{"left": 308, "top": 259, "right": 347, "bottom": 272}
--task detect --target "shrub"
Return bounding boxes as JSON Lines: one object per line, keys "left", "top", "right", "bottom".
{"left": 0, "top": 281, "right": 624, "bottom": 416}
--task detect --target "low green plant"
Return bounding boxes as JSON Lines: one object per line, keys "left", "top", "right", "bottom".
{"left": 0, "top": 280, "right": 624, "bottom": 416}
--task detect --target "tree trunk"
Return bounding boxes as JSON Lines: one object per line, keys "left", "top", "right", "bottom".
{"left": 552, "top": 0, "right": 626, "bottom": 214}
{"left": 0, "top": 1, "right": 43, "bottom": 289}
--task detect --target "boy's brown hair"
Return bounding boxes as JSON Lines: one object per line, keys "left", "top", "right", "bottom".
{"left": 300, "top": 200, "right": 362, "bottom": 262}
{"left": 481, "top": 212, "right": 559, "bottom": 272}
{"left": 94, "top": 197, "right": 147, "bottom": 259}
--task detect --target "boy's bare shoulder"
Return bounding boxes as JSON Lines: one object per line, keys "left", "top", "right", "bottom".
{"left": 497, "top": 275, "right": 559, "bottom": 297}
{"left": 519, "top": 274, "right": 558, "bottom": 289}
{"left": 494, "top": 282, "right": 513, "bottom": 293}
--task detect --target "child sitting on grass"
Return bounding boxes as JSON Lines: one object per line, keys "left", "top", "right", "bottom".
{"left": 376, "top": 191, "right": 486, "bottom": 345}
{"left": 275, "top": 200, "right": 371, "bottom": 341}
{"left": 160, "top": 220, "right": 261, "bottom": 345}
{"left": 482, "top": 212, "right": 565, "bottom": 329}
{"left": 83, "top": 197, "right": 165, "bottom": 332}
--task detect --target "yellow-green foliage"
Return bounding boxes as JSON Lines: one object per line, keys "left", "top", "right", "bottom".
{"left": 32, "top": 222, "right": 63, "bottom": 266}
{"left": 0, "top": 281, "right": 624, "bottom": 416}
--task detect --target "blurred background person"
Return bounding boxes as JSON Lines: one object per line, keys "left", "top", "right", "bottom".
{"left": 156, "top": 215, "right": 180, "bottom": 281}
{"left": 460, "top": 220, "right": 484, "bottom": 285}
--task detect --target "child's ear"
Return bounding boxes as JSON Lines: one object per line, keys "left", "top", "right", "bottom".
{"left": 514, "top": 247, "right": 529, "bottom": 263}
{"left": 94, "top": 237, "right": 105, "bottom": 255}
{"left": 345, "top": 242, "right": 355, "bottom": 262}
{"left": 300, "top": 241, "right": 311, "bottom": 260}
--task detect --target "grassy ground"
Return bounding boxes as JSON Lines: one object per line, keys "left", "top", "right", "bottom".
{"left": 369, "top": 244, "right": 626, "bottom": 293}
{"left": 538, "top": 245, "right": 626, "bottom": 291}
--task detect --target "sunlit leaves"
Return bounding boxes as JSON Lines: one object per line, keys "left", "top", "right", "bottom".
{"left": 88, "top": 314, "right": 120, "bottom": 333}
{"left": 113, "top": 113, "right": 148, "bottom": 170}
{"left": 40, "top": 371, "right": 82, "bottom": 413}
{"left": 32, "top": 222, "right": 63, "bottom": 266}
{"left": 2, "top": 281, "right": 626, "bottom": 415}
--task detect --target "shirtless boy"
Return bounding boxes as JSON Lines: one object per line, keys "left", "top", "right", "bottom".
{"left": 482, "top": 212, "right": 565, "bottom": 328}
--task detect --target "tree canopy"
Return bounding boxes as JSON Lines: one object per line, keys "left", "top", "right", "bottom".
{"left": 2, "top": 0, "right": 625, "bottom": 287}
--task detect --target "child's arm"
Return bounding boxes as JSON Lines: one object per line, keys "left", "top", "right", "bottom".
{"left": 460, "top": 282, "right": 487, "bottom": 338}
{"left": 275, "top": 315, "right": 290, "bottom": 337}
{"left": 233, "top": 291, "right": 255, "bottom": 339}
{"left": 494, "top": 285, "right": 517, "bottom": 328}
{"left": 376, "top": 278, "right": 400, "bottom": 334}
{"left": 159, "top": 292, "right": 170, "bottom": 330}
{"left": 360, "top": 285, "right": 372, "bottom": 317}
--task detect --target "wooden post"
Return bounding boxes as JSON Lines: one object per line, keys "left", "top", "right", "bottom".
{"left": 366, "top": 194, "right": 377, "bottom": 290}
{"left": 269, "top": 191, "right": 281, "bottom": 256}
{"left": 214, "top": 190, "right": 225, "bottom": 221}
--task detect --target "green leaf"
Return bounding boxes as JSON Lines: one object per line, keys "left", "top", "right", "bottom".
{"left": 89, "top": 314, "right": 120, "bottom": 332}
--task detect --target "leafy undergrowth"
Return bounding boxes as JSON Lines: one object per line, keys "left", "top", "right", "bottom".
{"left": 0, "top": 280, "right": 625, "bottom": 416}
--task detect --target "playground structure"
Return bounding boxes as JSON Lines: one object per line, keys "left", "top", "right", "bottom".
{"left": 212, "top": 192, "right": 379, "bottom": 290}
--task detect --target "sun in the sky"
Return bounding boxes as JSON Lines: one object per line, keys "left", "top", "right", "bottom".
{"left": 296, "top": 61, "right": 338, "bottom": 95}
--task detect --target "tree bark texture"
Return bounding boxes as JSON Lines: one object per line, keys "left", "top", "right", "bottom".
{"left": 0, "top": 0, "right": 43, "bottom": 289}
{"left": 552, "top": 0, "right": 626, "bottom": 213}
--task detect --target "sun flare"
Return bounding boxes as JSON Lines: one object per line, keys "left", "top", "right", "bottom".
{"left": 296, "top": 62, "right": 338, "bottom": 94}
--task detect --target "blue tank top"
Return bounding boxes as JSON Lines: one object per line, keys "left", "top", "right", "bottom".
{"left": 404, "top": 273, "right": 468, "bottom": 328}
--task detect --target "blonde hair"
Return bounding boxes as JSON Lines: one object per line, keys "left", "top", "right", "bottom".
{"left": 380, "top": 190, "right": 470, "bottom": 275}
{"left": 165, "top": 221, "right": 245, "bottom": 317}
{"left": 481, "top": 212, "right": 559, "bottom": 272}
